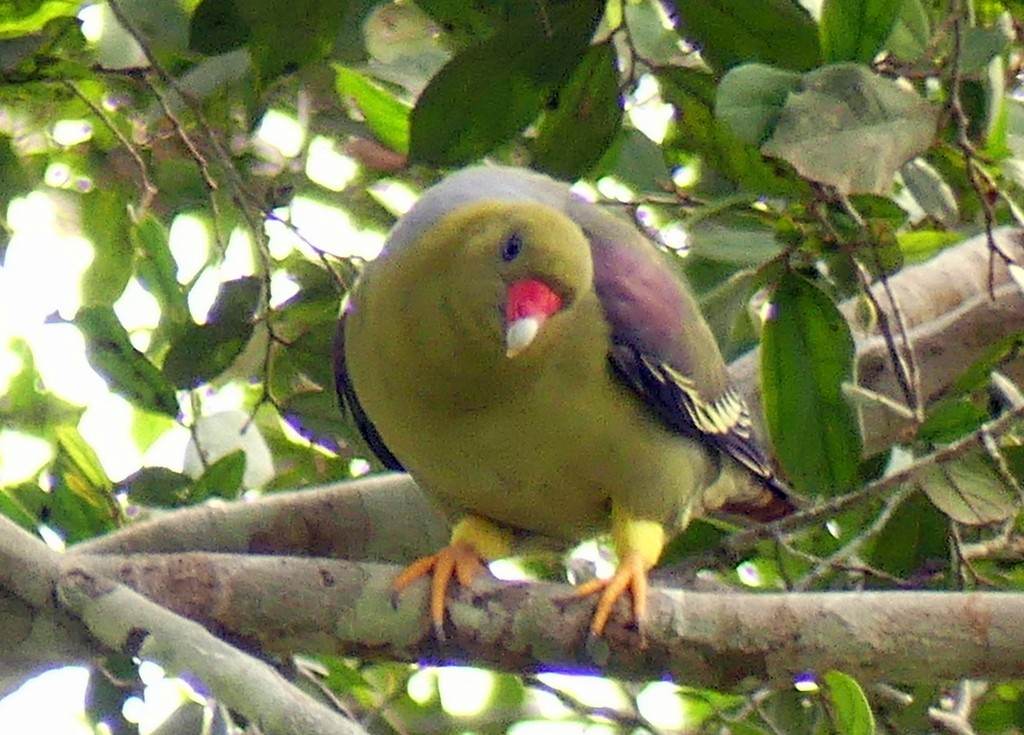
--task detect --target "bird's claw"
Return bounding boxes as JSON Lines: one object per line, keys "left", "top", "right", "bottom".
{"left": 392, "top": 542, "right": 488, "bottom": 641}
{"left": 570, "top": 551, "right": 649, "bottom": 643}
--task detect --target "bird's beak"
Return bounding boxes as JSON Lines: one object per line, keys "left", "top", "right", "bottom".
{"left": 505, "top": 279, "right": 562, "bottom": 358}
{"left": 506, "top": 317, "right": 541, "bottom": 357}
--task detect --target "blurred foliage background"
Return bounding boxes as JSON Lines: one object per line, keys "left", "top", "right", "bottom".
{"left": 1, "top": 0, "right": 1024, "bottom": 733}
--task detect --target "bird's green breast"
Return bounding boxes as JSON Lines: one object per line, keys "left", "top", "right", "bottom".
{"left": 345, "top": 284, "right": 718, "bottom": 544}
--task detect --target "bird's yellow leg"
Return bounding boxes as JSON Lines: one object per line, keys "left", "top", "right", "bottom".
{"left": 392, "top": 515, "right": 513, "bottom": 636}
{"left": 574, "top": 507, "right": 666, "bottom": 637}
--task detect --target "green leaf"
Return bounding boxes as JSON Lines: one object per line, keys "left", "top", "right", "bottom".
{"left": 623, "top": 0, "right": 686, "bottom": 66}
{"left": 142, "top": 50, "right": 253, "bottom": 126}
{"left": 207, "top": 275, "right": 261, "bottom": 324}
{"left": 900, "top": 158, "right": 959, "bottom": 224}
{"left": 714, "top": 721, "right": 770, "bottom": 735}
{"left": 162, "top": 321, "right": 253, "bottom": 390}
{"left": 974, "top": 681, "right": 1024, "bottom": 733}
{"left": 110, "top": 0, "right": 189, "bottom": 55}
{"left": 685, "top": 218, "right": 786, "bottom": 273}
{"left": 362, "top": 1, "right": 441, "bottom": 63}
{"left": 162, "top": 277, "right": 260, "bottom": 389}
{"left": 414, "top": 0, "right": 509, "bottom": 45}
{"left": 864, "top": 490, "right": 947, "bottom": 578}
{"left": 0, "top": 0, "right": 78, "bottom": 38}
{"left": 0, "top": 133, "right": 31, "bottom": 209}
{"left": 119, "top": 466, "right": 193, "bottom": 507}
{"left": 761, "top": 271, "right": 861, "bottom": 496}
{"left": 0, "top": 483, "right": 49, "bottom": 530}
{"left": 819, "top": 0, "right": 903, "bottom": 64}
{"left": 687, "top": 219, "right": 782, "bottom": 264}
{"left": 50, "top": 425, "right": 119, "bottom": 543}
{"left": 408, "top": 1, "right": 602, "bottom": 165}
{"left": 54, "top": 425, "right": 110, "bottom": 493}
{"left": 716, "top": 63, "right": 802, "bottom": 145}
{"left": 0, "top": 337, "right": 82, "bottom": 434}
{"left": 699, "top": 268, "right": 759, "bottom": 351}
{"left": 271, "top": 259, "right": 346, "bottom": 326}
{"left": 278, "top": 321, "right": 337, "bottom": 392}
{"left": 191, "top": 449, "right": 246, "bottom": 501}
{"left": 762, "top": 63, "right": 938, "bottom": 194}
{"left": 76, "top": 306, "right": 180, "bottom": 417}
{"left": 238, "top": 0, "right": 348, "bottom": 83}
{"left": 1007, "top": 445, "right": 1024, "bottom": 486}
{"left": 675, "top": 0, "right": 819, "bottom": 73}
{"left": 823, "top": 670, "right": 875, "bottom": 735}
{"left": 917, "top": 453, "right": 1018, "bottom": 525}
{"left": 80, "top": 189, "right": 133, "bottom": 307}
{"left": 279, "top": 389, "right": 348, "bottom": 453}
{"left": 310, "top": 655, "right": 375, "bottom": 697}
{"left": 896, "top": 229, "right": 963, "bottom": 263}
{"left": 189, "top": 0, "right": 250, "bottom": 55}
{"left": 659, "top": 68, "right": 806, "bottom": 197}
{"left": 661, "top": 518, "right": 729, "bottom": 563}
{"left": 959, "top": 23, "right": 1013, "bottom": 75}
{"left": 132, "top": 214, "right": 189, "bottom": 328}
{"left": 884, "top": 0, "right": 931, "bottom": 61}
{"left": 334, "top": 65, "right": 411, "bottom": 154}
{"left": 531, "top": 42, "right": 622, "bottom": 179}
{"left": 918, "top": 398, "right": 987, "bottom": 444}
{"left": 590, "top": 127, "right": 668, "bottom": 190}
{"left": 948, "top": 330, "right": 1024, "bottom": 396}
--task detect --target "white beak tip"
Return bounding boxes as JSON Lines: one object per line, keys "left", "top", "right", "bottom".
{"left": 506, "top": 317, "right": 541, "bottom": 358}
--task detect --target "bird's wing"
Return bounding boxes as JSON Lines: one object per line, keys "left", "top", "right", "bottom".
{"left": 607, "top": 342, "right": 784, "bottom": 493}
{"left": 333, "top": 314, "right": 405, "bottom": 471}
{"left": 573, "top": 202, "right": 790, "bottom": 506}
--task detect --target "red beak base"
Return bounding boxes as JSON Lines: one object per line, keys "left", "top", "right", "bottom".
{"left": 505, "top": 279, "right": 562, "bottom": 324}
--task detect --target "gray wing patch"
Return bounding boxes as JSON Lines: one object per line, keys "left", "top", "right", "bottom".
{"left": 608, "top": 343, "right": 788, "bottom": 501}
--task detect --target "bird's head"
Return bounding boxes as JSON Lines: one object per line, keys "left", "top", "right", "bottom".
{"left": 417, "top": 199, "right": 595, "bottom": 362}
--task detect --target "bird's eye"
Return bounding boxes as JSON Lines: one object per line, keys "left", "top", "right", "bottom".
{"left": 501, "top": 233, "right": 523, "bottom": 262}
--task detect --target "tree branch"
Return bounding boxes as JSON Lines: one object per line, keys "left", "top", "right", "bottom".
{"left": 11, "top": 501, "right": 1024, "bottom": 692}
{"left": 58, "top": 565, "right": 367, "bottom": 735}
{"left": 725, "top": 401, "right": 1024, "bottom": 551}
{"left": 58, "top": 550, "right": 1024, "bottom": 688}
{"left": 0, "top": 515, "right": 370, "bottom": 735}
{"left": 72, "top": 473, "right": 447, "bottom": 563}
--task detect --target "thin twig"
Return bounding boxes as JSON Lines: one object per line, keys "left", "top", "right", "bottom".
{"left": 105, "top": 0, "right": 265, "bottom": 248}
{"left": 960, "top": 527, "right": 1024, "bottom": 561}
{"left": 946, "top": 1, "right": 1021, "bottom": 295}
{"left": 63, "top": 80, "right": 157, "bottom": 213}
{"left": 725, "top": 403, "right": 1024, "bottom": 551}
{"left": 836, "top": 193, "right": 923, "bottom": 420}
{"left": 780, "top": 535, "right": 914, "bottom": 588}
{"left": 928, "top": 680, "right": 986, "bottom": 735}
{"left": 793, "top": 484, "right": 916, "bottom": 590}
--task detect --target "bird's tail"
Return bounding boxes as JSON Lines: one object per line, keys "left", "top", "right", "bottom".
{"left": 719, "top": 473, "right": 798, "bottom": 522}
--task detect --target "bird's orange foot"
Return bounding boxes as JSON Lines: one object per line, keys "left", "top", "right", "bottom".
{"left": 392, "top": 541, "right": 488, "bottom": 639}
{"left": 572, "top": 550, "right": 649, "bottom": 639}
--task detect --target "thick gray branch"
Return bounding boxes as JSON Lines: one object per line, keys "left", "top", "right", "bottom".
{"left": 70, "top": 551, "right": 1024, "bottom": 688}
{"left": 57, "top": 566, "right": 367, "bottom": 735}
{"left": 73, "top": 473, "right": 447, "bottom": 563}
{"left": 0, "top": 515, "right": 369, "bottom": 735}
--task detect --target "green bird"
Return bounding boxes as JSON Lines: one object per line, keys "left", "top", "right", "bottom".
{"left": 335, "top": 166, "right": 792, "bottom": 637}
